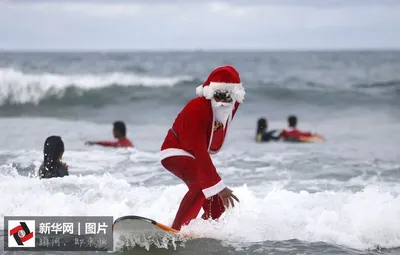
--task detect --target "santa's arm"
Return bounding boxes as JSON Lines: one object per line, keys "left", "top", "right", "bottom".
{"left": 179, "top": 110, "right": 225, "bottom": 199}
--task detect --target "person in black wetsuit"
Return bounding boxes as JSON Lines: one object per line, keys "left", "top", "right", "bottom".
{"left": 255, "top": 118, "right": 281, "bottom": 142}
{"left": 38, "top": 136, "right": 69, "bottom": 179}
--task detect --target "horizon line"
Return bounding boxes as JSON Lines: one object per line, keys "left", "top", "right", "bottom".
{"left": 1, "top": 47, "right": 400, "bottom": 53}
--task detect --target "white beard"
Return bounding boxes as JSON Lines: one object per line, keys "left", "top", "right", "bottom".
{"left": 211, "top": 98, "right": 234, "bottom": 126}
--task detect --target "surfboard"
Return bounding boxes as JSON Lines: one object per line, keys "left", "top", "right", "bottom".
{"left": 112, "top": 215, "right": 186, "bottom": 251}
{"left": 113, "top": 215, "right": 179, "bottom": 236}
{"left": 298, "top": 134, "right": 325, "bottom": 143}
{"left": 283, "top": 134, "right": 325, "bottom": 143}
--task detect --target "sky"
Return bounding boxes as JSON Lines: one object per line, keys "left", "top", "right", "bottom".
{"left": 1, "top": 0, "right": 400, "bottom": 50}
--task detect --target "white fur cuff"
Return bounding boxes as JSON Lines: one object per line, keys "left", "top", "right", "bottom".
{"left": 160, "top": 148, "right": 194, "bottom": 161}
{"left": 202, "top": 180, "right": 226, "bottom": 198}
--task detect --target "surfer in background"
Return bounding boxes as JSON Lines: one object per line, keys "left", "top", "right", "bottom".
{"left": 256, "top": 118, "right": 281, "bottom": 142}
{"left": 38, "top": 136, "right": 69, "bottom": 179}
{"left": 160, "top": 66, "right": 243, "bottom": 231}
{"left": 281, "top": 115, "right": 325, "bottom": 142}
{"left": 85, "top": 121, "right": 134, "bottom": 148}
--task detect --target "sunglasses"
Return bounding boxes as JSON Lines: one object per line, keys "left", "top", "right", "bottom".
{"left": 214, "top": 91, "right": 233, "bottom": 102}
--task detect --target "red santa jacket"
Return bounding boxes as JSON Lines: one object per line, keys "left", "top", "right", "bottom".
{"left": 160, "top": 96, "right": 240, "bottom": 198}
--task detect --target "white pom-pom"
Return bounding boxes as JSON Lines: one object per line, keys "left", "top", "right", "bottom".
{"left": 232, "top": 85, "right": 245, "bottom": 103}
{"left": 196, "top": 85, "right": 203, "bottom": 97}
{"left": 202, "top": 85, "right": 214, "bottom": 99}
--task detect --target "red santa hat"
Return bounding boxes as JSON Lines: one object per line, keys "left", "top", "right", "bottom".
{"left": 196, "top": 65, "right": 245, "bottom": 103}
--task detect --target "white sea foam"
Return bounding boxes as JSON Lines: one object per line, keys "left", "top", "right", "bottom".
{"left": 0, "top": 68, "right": 192, "bottom": 105}
{"left": 1, "top": 164, "right": 399, "bottom": 251}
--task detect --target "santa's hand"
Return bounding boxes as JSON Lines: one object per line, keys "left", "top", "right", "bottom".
{"left": 218, "top": 187, "right": 239, "bottom": 208}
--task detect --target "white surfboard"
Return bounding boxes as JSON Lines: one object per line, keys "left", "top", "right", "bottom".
{"left": 112, "top": 215, "right": 192, "bottom": 251}
{"left": 112, "top": 215, "right": 179, "bottom": 236}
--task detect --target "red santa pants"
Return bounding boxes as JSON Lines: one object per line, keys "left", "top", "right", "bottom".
{"left": 161, "top": 155, "right": 225, "bottom": 231}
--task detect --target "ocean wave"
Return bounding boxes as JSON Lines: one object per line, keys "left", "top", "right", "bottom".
{"left": 258, "top": 77, "right": 400, "bottom": 93}
{"left": 1, "top": 67, "right": 399, "bottom": 110}
{"left": 354, "top": 80, "right": 400, "bottom": 96}
{"left": 0, "top": 68, "right": 194, "bottom": 105}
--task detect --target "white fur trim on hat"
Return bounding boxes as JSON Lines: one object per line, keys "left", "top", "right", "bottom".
{"left": 196, "top": 82, "right": 245, "bottom": 103}
{"left": 196, "top": 85, "right": 203, "bottom": 97}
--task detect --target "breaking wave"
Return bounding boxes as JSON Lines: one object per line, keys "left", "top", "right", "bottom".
{"left": 0, "top": 68, "right": 194, "bottom": 105}
{"left": 0, "top": 68, "right": 399, "bottom": 110}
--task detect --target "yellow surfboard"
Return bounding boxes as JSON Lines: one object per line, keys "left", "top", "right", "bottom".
{"left": 298, "top": 134, "right": 325, "bottom": 143}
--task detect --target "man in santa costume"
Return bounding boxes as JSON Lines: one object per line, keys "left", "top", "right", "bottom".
{"left": 160, "top": 65, "right": 245, "bottom": 231}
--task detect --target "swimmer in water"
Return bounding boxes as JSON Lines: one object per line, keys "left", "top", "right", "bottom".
{"left": 38, "top": 136, "right": 69, "bottom": 179}
{"left": 85, "top": 121, "right": 134, "bottom": 148}
{"left": 280, "top": 115, "right": 325, "bottom": 142}
{"left": 255, "top": 118, "right": 281, "bottom": 142}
